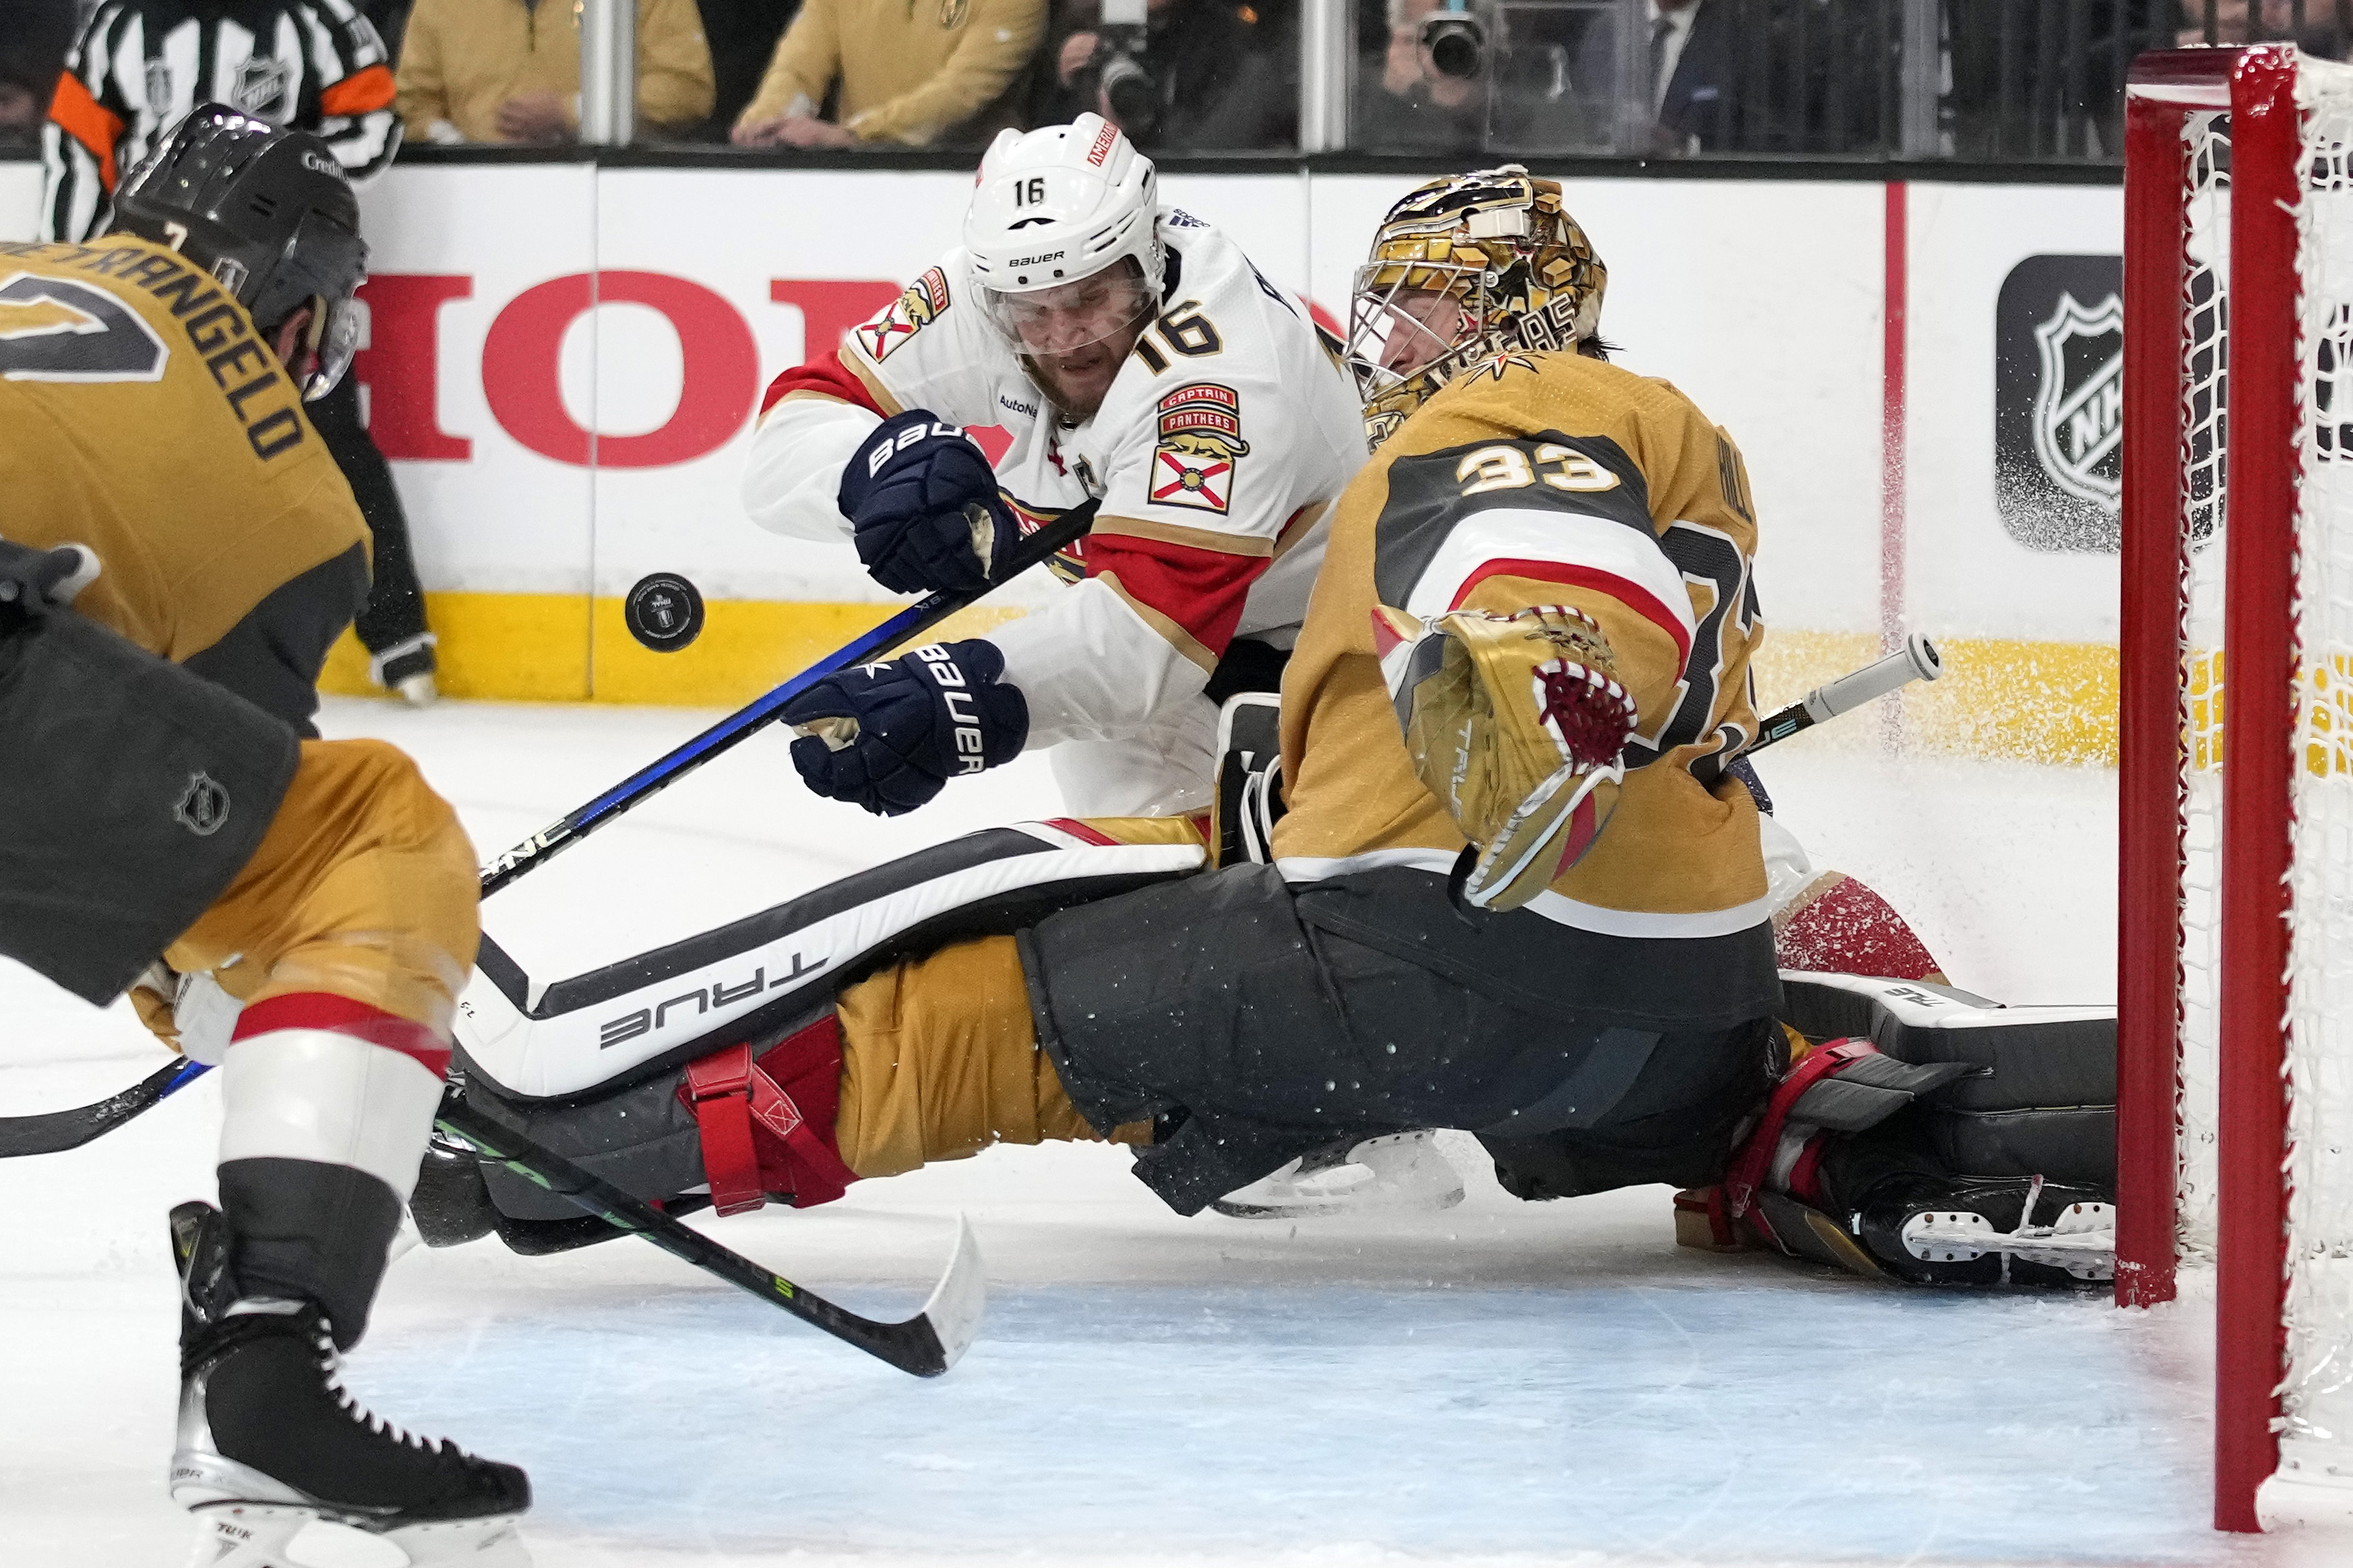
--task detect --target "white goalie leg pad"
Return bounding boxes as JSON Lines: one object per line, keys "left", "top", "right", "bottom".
{"left": 219, "top": 1030, "right": 446, "bottom": 1203}
{"left": 456, "top": 822, "right": 1204, "bottom": 1100}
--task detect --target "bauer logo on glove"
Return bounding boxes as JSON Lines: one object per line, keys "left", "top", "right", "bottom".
{"left": 1376, "top": 602, "right": 1635, "bottom": 912}
{"left": 782, "top": 638, "right": 1029, "bottom": 817}
{"left": 839, "top": 410, "right": 1020, "bottom": 596}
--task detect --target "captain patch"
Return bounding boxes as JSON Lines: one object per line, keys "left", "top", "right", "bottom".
{"left": 857, "top": 267, "right": 950, "bottom": 363}
{"left": 1149, "top": 383, "right": 1248, "bottom": 514}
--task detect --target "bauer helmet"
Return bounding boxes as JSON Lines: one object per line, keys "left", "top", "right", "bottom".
{"left": 1346, "top": 166, "right": 1606, "bottom": 450}
{"left": 111, "top": 104, "right": 368, "bottom": 401}
{"left": 964, "top": 113, "right": 1164, "bottom": 367}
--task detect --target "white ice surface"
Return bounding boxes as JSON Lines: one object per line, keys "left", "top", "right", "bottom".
{"left": 0, "top": 699, "right": 2319, "bottom": 1567}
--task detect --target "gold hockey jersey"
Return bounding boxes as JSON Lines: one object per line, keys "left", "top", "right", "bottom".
{"left": 0, "top": 236, "right": 369, "bottom": 730}
{"left": 1273, "top": 350, "right": 1769, "bottom": 938}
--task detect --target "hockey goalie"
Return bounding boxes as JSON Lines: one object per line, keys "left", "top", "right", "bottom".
{"left": 425, "top": 168, "right": 2114, "bottom": 1294}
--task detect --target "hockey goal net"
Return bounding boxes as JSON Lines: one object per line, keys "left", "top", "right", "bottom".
{"left": 2121, "top": 43, "right": 2353, "bottom": 1534}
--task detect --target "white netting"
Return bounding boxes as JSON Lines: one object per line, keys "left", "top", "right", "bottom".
{"left": 2281, "top": 61, "right": 2353, "bottom": 1483}
{"left": 2176, "top": 110, "right": 2230, "bottom": 1265}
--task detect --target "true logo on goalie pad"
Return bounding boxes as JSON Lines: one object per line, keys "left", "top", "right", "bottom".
{"left": 1150, "top": 383, "right": 1248, "bottom": 513}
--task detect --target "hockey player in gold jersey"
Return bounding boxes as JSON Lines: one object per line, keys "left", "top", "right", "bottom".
{"left": 0, "top": 108, "right": 528, "bottom": 1563}
{"left": 430, "top": 170, "right": 2115, "bottom": 1292}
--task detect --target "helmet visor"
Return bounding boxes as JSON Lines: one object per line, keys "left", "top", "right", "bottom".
{"left": 299, "top": 293, "right": 361, "bottom": 401}
{"left": 978, "top": 259, "right": 1159, "bottom": 360}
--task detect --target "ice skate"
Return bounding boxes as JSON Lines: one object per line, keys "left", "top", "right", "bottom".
{"left": 1212, "top": 1131, "right": 1466, "bottom": 1218}
{"left": 171, "top": 1203, "right": 531, "bottom": 1567}
{"left": 1856, "top": 1174, "right": 2114, "bottom": 1287}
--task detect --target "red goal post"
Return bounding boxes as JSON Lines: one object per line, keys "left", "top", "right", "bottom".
{"left": 2121, "top": 43, "right": 2353, "bottom": 1535}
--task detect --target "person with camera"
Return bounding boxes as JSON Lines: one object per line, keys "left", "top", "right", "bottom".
{"left": 1033, "top": 0, "right": 1293, "bottom": 150}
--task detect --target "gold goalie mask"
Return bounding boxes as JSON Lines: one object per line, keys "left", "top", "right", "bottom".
{"left": 1345, "top": 166, "right": 1608, "bottom": 450}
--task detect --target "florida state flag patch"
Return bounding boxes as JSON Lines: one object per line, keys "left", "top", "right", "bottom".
{"left": 1150, "top": 383, "right": 1249, "bottom": 513}
{"left": 857, "top": 267, "right": 950, "bottom": 363}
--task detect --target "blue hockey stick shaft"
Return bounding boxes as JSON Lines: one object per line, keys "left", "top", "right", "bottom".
{"left": 477, "top": 498, "right": 1098, "bottom": 900}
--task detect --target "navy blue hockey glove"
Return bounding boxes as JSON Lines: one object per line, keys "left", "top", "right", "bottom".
{"left": 839, "top": 410, "right": 1019, "bottom": 596}
{"left": 783, "top": 638, "right": 1029, "bottom": 815}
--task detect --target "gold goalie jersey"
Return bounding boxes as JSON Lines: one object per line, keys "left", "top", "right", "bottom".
{"left": 0, "top": 236, "right": 369, "bottom": 731}
{"left": 1273, "top": 349, "right": 1769, "bottom": 937}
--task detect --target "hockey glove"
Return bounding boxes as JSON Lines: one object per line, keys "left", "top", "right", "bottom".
{"left": 839, "top": 411, "right": 1019, "bottom": 596}
{"left": 1380, "top": 603, "right": 1636, "bottom": 912}
{"left": 783, "top": 639, "right": 1029, "bottom": 815}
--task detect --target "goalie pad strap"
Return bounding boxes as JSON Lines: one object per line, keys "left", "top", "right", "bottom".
{"left": 677, "top": 1016, "right": 857, "bottom": 1214}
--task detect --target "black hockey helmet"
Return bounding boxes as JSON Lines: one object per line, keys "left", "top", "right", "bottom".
{"left": 110, "top": 104, "right": 367, "bottom": 400}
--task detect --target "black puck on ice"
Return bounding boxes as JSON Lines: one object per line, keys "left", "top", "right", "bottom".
{"left": 623, "top": 573, "right": 705, "bottom": 652}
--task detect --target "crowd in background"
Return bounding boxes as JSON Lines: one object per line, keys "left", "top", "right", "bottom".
{"left": 3, "top": 0, "right": 2351, "bottom": 163}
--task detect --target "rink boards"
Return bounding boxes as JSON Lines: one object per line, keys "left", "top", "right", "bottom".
{"left": 0, "top": 160, "right": 2122, "bottom": 763}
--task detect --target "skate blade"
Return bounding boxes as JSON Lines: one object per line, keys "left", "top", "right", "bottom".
{"left": 1212, "top": 1168, "right": 1467, "bottom": 1220}
{"left": 189, "top": 1505, "right": 531, "bottom": 1568}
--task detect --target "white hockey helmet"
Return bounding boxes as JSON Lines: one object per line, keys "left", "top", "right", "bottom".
{"left": 965, "top": 114, "right": 1164, "bottom": 356}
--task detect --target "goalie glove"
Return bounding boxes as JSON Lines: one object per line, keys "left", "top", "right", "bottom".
{"left": 1379, "top": 603, "right": 1636, "bottom": 912}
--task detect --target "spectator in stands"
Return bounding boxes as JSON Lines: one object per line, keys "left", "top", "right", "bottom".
{"left": 396, "top": 0, "right": 715, "bottom": 144}
{"left": 0, "top": 0, "right": 75, "bottom": 152}
{"left": 1635, "top": 0, "right": 1737, "bottom": 152}
{"left": 1033, "top": 0, "right": 1293, "bottom": 151}
{"left": 730, "top": 0, "right": 1043, "bottom": 148}
{"left": 698, "top": 0, "right": 804, "bottom": 137}
{"left": 2178, "top": 0, "right": 2348, "bottom": 56}
{"left": 1356, "top": 0, "right": 1486, "bottom": 152}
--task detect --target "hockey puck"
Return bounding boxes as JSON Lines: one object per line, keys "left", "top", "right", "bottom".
{"left": 623, "top": 573, "right": 705, "bottom": 652}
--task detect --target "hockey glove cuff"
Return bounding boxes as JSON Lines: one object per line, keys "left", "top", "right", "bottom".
{"left": 839, "top": 411, "right": 1018, "bottom": 596}
{"left": 783, "top": 639, "right": 1029, "bottom": 816}
{"left": 1379, "top": 603, "right": 1635, "bottom": 912}
{"left": 0, "top": 538, "right": 100, "bottom": 632}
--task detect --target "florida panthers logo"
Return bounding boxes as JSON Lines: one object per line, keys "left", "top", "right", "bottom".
{"left": 2030, "top": 290, "right": 2122, "bottom": 508}
{"left": 1149, "top": 383, "right": 1248, "bottom": 514}
{"left": 858, "top": 267, "right": 950, "bottom": 363}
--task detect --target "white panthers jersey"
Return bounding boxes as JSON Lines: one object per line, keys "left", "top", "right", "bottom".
{"left": 745, "top": 208, "right": 1366, "bottom": 813}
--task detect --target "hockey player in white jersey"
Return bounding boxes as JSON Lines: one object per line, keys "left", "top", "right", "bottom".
{"left": 744, "top": 114, "right": 1364, "bottom": 819}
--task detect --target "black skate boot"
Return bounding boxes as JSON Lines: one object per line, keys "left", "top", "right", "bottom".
{"left": 1853, "top": 1173, "right": 2114, "bottom": 1288}
{"left": 169, "top": 1201, "right": 531, "bottom": 1567}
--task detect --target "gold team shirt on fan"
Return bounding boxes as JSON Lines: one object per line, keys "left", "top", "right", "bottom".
{"left": 1274, "top": 350, "right": 1770, "bottom": 936}
{"left": 0, "top": 235, "right": 369, "bottom": 730}
{"left": 747, "top": 208, "right": 1366, "bottom": 757}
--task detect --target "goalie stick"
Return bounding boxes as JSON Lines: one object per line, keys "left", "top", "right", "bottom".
{"left": 0, "top": 499, "right": 1101, "bottom": 1158}
{"left": 437, "top": 1094, "right": 985, "bottom": 1377}
{"left": 1747, "top": 633, "right": 1943, "bottom": 754}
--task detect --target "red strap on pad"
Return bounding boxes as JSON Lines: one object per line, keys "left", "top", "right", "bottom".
{"left": 679, "top": 1018, "right": 859, "bottom": 1215}
{"left": 1723, "top": 1036, "right": 1879, "bottom": 1220}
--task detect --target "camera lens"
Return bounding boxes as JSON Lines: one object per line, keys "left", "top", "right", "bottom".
{"left": 1101, "top": 56, "right": 1157, "bottom": 130}
{"left": 1422, "top": 17, "right": 1486, "bottom": 80}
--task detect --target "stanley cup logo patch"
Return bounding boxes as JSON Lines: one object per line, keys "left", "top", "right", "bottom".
{"left": 2030, "top": 290, "right": 2123, "bottom": 507}
{"left": 1149, "top": 383, "right": 1249, "bottom": 513}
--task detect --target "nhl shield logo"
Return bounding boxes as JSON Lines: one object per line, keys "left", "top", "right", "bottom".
{"left": 2029, "top": 290, "right": 2124, "bottom": 508}
{"left": 233, "top": 57, "right": 294, "bottom": 120}
{"left": 175, "top": 773, "right": 231, "bottom": 838}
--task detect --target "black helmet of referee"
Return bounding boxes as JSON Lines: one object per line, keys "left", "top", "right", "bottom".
{"left": 110, "top": 104, "right": 369, "bottom": 402}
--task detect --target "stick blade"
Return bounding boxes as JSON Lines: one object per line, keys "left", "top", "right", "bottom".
{"left": 913, "top": 1214, "right": 987, "bottom": 1374}
{"left": 0, "top": 1059, "right": 198, "bottom": 1159}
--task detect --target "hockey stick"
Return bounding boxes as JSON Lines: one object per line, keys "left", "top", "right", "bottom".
{"left": 1745, "top": 633, "right": 1942, "bottom": 756}
{"left": 0, "top": 1056, "right": 208, "bottom": 1158}
{"left": 435, "top": 1096, "right": 985, "bottom": 1377}
{"left": 479, "top": 497, "right": 1102, "bottom": 898}
{"left": 0, "top": 500, "right": 1099, "bottom": 1156}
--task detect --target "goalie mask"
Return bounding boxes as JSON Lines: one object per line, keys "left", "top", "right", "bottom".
{"left": 1346, "top": 166, "right": 1606, "bottom": 450}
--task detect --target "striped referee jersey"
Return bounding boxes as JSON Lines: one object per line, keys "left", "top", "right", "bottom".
{"left": 41, "top": 0, "right": 400, "bottom": 244}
